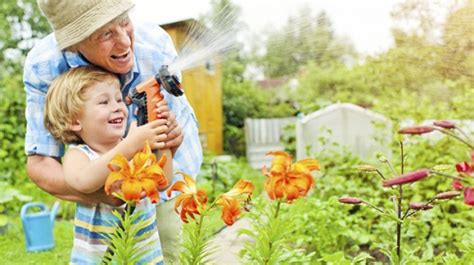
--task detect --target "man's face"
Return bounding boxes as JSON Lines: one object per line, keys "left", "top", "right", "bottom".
{"left": 76, "top": 15, "right": 135, "bottom": 74}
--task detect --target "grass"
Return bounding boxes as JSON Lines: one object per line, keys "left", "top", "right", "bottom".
{"left": 0, "top": 207, "right": 229, "bottom": 264}
{"left": 0, "top": 217, "right": 73, "bottom": 264}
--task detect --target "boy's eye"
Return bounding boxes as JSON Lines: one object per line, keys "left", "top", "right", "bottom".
{"left": 117, "top": 98, "right": 123, "bottom": 103}
{"left": 99, "top": 100, "right": 108, "bottom": 105}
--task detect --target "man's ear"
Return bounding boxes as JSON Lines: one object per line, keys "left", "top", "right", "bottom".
{"left": 69, "top": 119, "right": 82, "bottom": 132}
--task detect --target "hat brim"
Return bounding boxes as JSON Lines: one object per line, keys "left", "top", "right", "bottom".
{"left": 55, "top": 0, "right": 135, "bottom": 50}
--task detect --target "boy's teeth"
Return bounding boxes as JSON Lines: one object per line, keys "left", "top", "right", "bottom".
{"left": 109, "top": 118, "right": 123, "bottom": 124}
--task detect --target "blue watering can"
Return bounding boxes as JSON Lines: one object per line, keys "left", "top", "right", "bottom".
{"left": 20, "top": 201, "right": 60, "bottom": 252}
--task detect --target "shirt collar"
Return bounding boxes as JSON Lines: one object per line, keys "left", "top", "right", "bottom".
{"left": 63, "top": 50, "right": 141, "bottom": 88}
{"left": 63, "top": 50, "right": 89, "bottom": 68}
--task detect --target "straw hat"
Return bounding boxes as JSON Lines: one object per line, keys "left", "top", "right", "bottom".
{"left": 38, "top": 0, "right": 135, "bottom": 50}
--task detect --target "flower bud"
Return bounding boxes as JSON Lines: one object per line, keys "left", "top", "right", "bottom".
{"left": 432, "top": 164, "right": 453, "bottom": 172}
{"left": 357, "top": 165, "right": 377, "bottom": 172}
{"left": 464, "top": 188, "right": 474, "bottom": 206}
{"left": 409, "top": 202, "right": 433, "bottom": 210}
{"left": 433, "top": 120, "right": 455, "bottom": 129}
{"left": 452, "top": 180, "right": 464, "bottom": 191}
{"left": 338, "top": 197, "right": 363, "bottom": 205}
{"left": 435, "top": 191, "right": 461, "bottom": 200}
{"left": 383, "top": 169, "right": 430, "bottom": 187}
{"left": 398, "top": 126, "right": 434, "bottom": 135}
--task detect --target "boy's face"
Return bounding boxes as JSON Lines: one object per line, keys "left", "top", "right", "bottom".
{"left": 71, "top": 80, "right": 128, "bottom": 145}
{"left": 76, "top": 15, "right": 135, "bottom": 75}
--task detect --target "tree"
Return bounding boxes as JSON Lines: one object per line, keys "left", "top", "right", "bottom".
{"left": 257, "top": 7, "right": 355, "bottom": 78}
{"left": 0, "top": 0, "right": 49, "bottom": 70}
{"left": 441, "top": 0, "right": 474, "bottom": 81}
{"left": 0, "top": 0, "right": 49, "bottom": 184}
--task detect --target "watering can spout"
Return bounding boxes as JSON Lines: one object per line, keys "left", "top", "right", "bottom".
{"left": 50, "top": 201, "right": 60, "bottom": 226}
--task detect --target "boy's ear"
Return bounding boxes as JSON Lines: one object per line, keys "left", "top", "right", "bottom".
{"left": 69, "top": 119, "right": 82, "bottom": 132}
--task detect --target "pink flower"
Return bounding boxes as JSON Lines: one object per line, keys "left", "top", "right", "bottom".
{"left": 455, "top": 162, "right": 472, "bottom": 175}
{"left": 464, "top": 188, "right": 474, "bottom": 206}
{"left": 409, "top": 202, "right": 433, "bottom": 210}
{"left": 435, "top": 191, "right": 461, "bottom": 200}
{"left": 398, "top": 126, "right": 434, "bottom": 135}
{"left": 383, "top": 169, "right": 430, "bottom": 187}
{"left": 452, "top": 180, "right": 464, "bottom": 191}
{"left": 433, "top": 120, "right": 455, "bottom": 129}
{"left": 338, "top": 197, "right": 363, "bottom": 204}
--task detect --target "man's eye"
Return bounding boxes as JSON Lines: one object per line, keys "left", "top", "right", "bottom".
{"left": 99, "top": 31, "right": 112, "bottom": 41}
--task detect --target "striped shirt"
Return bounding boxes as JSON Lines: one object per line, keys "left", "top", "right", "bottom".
{"left": 23, "top": 16, "right": 203, "bottom": 201}
{"left": 69, "top": 145, "right": 163, "bottom": 265}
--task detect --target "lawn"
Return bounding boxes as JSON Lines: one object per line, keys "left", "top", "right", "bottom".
{"left": 0, "top": 217, "right": 73, "bottom": 264}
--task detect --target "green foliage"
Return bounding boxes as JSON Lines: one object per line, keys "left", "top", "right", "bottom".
{"left": 179, "top": 213, "right": 215, "bottom": 265}
{"left": 239, "top": 197, "right": 309, "bottom": 264}
{"left": 0, "top": 72, "right": 28, "bottom": 185}
{"left": 197, "top": 154, "right": 262, "bottom": 202}
{"left": 222, "top": 62, "right": 294, "bottom": 155}
{"left": 102, "top": 205, "right": 152, "bottom": 264}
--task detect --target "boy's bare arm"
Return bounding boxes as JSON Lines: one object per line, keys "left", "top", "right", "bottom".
{"left": 27, "top": 155, "right": 123, "bottom": 206}
{"left": 63, "top": 119, "right": 169, "bottom": 194}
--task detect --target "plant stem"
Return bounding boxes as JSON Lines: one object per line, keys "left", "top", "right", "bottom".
{"left": 265, "top": 200, "right": 282, "bottom": 265}
{"left": 430, "top": 170, "right": 465, "bottom": 182}
{"left": 396, "top": 185, "right": 402, "bottom": 259}
{"left": 191, "top": 214, "right": 205, "bottom": 265}
{"left": 455, "top": 127, "right": 474, "bottom": 144}
{"left": 361, "top": 201, "right": 385, "bottom": 213}
{"left": 274, "top": 200, "right": 282, "bottom": 219}
{"left": 400, "top": 141, "right": 405, "bottom": 175}
{"left": 397, "top": 142, "right": 404, "bottom": 260}
{"left": 375, "top": 169, "right": 386, "bottom": 180}
{"left": 434, "top": 127, "right": 474, "bottom": 149}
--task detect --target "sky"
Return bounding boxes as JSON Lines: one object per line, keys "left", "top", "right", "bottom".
{"left": 135, "top": 0, "right": 402, "bottom": 55}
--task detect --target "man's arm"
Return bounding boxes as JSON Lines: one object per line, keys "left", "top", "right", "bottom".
{"left": 27, "top": 155, "right": 123, "bottom": 206}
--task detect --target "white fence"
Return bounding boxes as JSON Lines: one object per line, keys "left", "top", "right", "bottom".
{"left": 244, "top": 117, "right": 296, "bottom": 169}
{"left": 243, "top": 104, "right": 474, "bottom": 168}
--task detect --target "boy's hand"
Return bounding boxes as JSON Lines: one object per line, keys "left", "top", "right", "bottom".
{"left": 126, "top": 119, "right": 168, "bottom": 151}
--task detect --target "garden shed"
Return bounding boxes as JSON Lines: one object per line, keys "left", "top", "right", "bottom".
{"left": 161, "top": 19, "right": 223, "bottom": 154}
{"left": 296, "top": 103, "right": 392, "bottom": 160}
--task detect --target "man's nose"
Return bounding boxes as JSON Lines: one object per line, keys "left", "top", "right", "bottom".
{"left": 115, "top": 27, "right": 131, "bottom": 48}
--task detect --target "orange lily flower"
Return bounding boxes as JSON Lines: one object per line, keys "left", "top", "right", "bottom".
{"left": 216, "top": 180, "right": 254, "bottom": 225}
{"left": 105, "top": 141, "right": 168, "bottom": 203}
{"left": 166, "top": 172, "right": 208, "bottom": 223}
{"left": 263, "top": 151, "right": 320, "bottom": 202}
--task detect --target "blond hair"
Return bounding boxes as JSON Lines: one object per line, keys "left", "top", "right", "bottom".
{"left": 44, "top": 66, "right": 120, "bottom": 144}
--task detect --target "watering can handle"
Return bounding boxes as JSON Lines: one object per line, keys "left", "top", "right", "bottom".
{"left": 20, "top": 202, "right": 47, "bottom": 220}
{"left": 50, "top": 201, "right": 60, "bottom": 226}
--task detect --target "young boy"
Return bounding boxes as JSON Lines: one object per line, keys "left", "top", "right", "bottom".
{"left": 44, "top": 66, "right": 171, "bottom": 264}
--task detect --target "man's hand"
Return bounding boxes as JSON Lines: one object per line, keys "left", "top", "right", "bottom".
{"left": 154, "top": 100, "right": 184, "bottom": 155}
{"left": 165, "top": 113, "right": 184, "bottom": 155}
{"left": 27, "top": 155, "right": 123, "bottom": 206}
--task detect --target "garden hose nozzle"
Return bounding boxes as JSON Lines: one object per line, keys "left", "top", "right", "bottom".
{"left": 126, "top": 65, "right": 183, "bottom": 126}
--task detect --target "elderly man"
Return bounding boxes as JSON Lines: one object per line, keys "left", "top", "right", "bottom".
{"left": 24, "top": 0, "right": 203, "bottom": 263}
